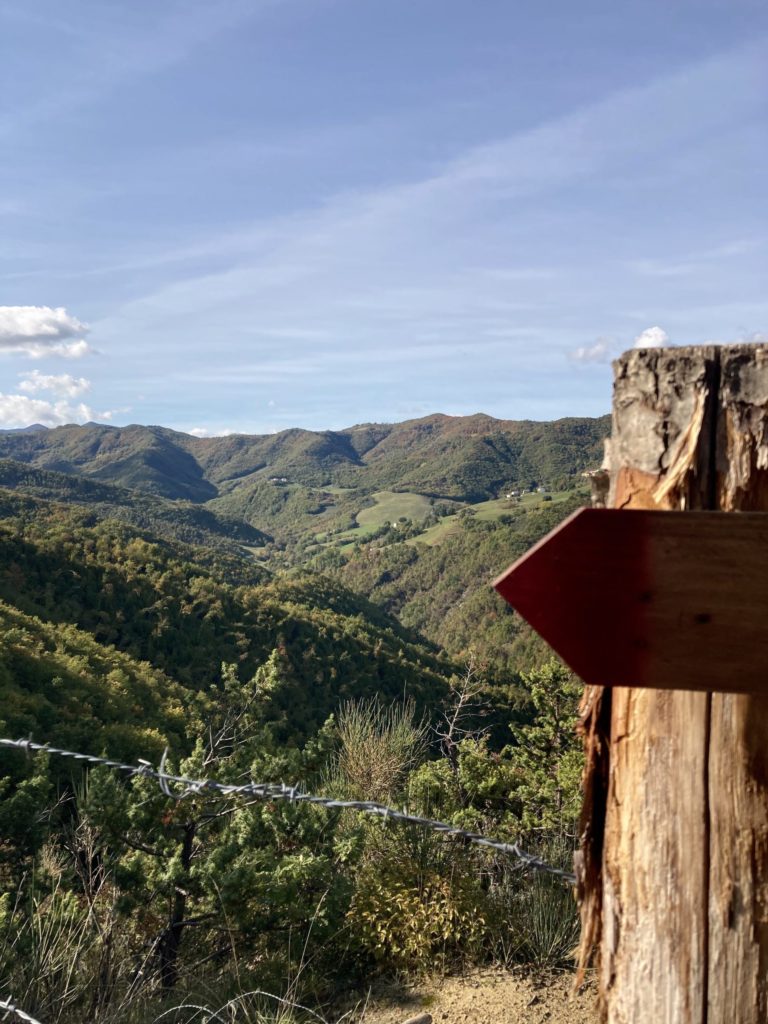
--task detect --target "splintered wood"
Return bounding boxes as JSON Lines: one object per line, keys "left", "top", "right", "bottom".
{"left": 580, "top": 345, "right": 768, "bottom": 1024}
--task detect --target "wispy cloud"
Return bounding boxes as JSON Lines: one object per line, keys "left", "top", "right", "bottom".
{"left": 0, "top": 0, "right": 282, "bottom": 140}
{"left": 569, "top": 340, "right": 612, "bottom": 364}
{"left": 5, "top": 23, "right": 763, "bottom": 430}
{"left": 100, "top": 37, "right": 766, "bottom": 368}
{"left": 628, "top": 239, "right": 763, "bottom": 279}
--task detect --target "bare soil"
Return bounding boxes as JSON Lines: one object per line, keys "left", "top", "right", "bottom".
{"left": 342, "top": 968, "right": 599, "bottom": 1024}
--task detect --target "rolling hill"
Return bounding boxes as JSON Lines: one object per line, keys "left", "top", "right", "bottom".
{"left": 0, "top": 497, "right": 455, "bottom": 738}
{"left": 0, "top": 413, "right": 608, "bottom": 547}
{"left": 0, "top": 459, "right": 270, "bottom": 553}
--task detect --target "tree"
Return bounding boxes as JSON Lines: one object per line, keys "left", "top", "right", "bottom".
{"left": 506, "top": 660, "right": 582, "bottom": 836}
{"left": 82, "top": 653, "right": 344, "bottom": 991}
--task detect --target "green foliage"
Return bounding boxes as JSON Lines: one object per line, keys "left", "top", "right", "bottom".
{"left": 0, "top": 600, "right": 189, "bottom": 761}
{"left": 331, "top": 494, "right": 585, "bottom": 683}
{"left": 333, "top": 699, "right": 487, "bottom": 974}
{"left": 0, "top": 460, "right": 270, "bottom": 553}
{"left": 507, "top": 661, "right": 583, "bottom": 836}
{"left": 349, "top": 859, "right": 486, "bottom": 971}
{"left": 0, "top": 679, "right": 584, "bottom": 1018}
{"left": 0, "top": 751, "right": 52, "bottom": 867}
{"left": 0, "top": 506, "right": 454, "bottom": 729}
{"left": 0, "top": 415, "right": 594, "bottom": 1015}
{"left": 332, "top": 697, "right": 427, "bottom": 802}
{"left": 486, "top": 860, "right": 580, "bottom": 968}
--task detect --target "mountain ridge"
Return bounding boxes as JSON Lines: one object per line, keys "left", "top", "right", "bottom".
{"left": 0, "top": 412, "right": 609, "bottom": 503}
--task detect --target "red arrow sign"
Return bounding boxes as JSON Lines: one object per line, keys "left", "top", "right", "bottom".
{"left": 493, "top": 508, "right": 768, "bottom": 694}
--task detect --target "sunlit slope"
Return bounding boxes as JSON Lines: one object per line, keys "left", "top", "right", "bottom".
{"left": 0, "top": 500, "right": 455, "bottom": 739}
{"left": 0, "top": 414, "right": 608, "bottom": 508}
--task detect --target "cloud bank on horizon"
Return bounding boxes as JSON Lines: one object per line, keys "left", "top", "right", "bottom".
{"left": 0, "top": 0, "right": 766, "bottom": 434}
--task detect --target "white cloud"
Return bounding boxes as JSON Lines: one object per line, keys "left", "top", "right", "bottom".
{"left": 0, "top": 306, "right": 93, "bottom": 358}
{"left": 96, "top": 406, "right": 131, "bottom": 422}
{"left": 633, "top": 326, "right": 670, "bottom": 349}
{"left": 21, "top": 340, "right": 94, "bottom": 360}
{"left": 186, "top": 426, "right": 237, "bottom": 437}
{"left": 18, "top": 369, "right": 91, "bottom": 398}
{"left": 569, "top": 340, "right": 612, "bottom": 364}
{"left": 0, "top": 393, "right": 101, "bottom": 428}
{"left": 48, "top": 339, "right": 93, "bottom": 360}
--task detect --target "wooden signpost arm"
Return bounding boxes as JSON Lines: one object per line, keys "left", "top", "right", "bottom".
{"left": 579, "top": 345, "right": 768, "bottom": 1023}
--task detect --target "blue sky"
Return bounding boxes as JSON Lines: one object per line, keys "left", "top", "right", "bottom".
{"left": 1, "top": 0, "right": 766, "bottom": 435}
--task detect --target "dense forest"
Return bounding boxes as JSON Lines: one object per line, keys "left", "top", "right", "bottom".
{"left": 0, "top": 414, "right": 603, "bottom": 1023}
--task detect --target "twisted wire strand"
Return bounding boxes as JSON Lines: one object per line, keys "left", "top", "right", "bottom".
{"left": 0, "top": 737, "right": 576, "bottom": 884}
{"left": 0, "top": 997, "right": 44, "bottom": 1024}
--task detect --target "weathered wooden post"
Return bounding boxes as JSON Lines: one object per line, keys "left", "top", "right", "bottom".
{"left": 594, "top": 344, "right": 768, "bottom": 1023}
{"left": 495, "top": 344, "right": 768, "bottom": 1022}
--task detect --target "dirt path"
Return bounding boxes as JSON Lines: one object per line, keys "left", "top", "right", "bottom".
{"left": 344, "top": 969, "right": 598, "bottom": 1024}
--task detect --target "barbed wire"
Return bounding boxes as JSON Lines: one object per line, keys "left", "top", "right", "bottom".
{"left": 0, "top": 737, "right": 576, "bottom": 884}
{"left": 0, "top": 997, "right": 43, "bottom": 1024}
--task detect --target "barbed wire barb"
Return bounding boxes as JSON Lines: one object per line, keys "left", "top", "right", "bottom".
{"left": 0, "top": 736, "right": 576, "bottom": 884}
{"left": 0, "top": 996, "right": 44, "bottom": 1024}
{"left": 157, "top": 747, "right": 185, "bottom": 801}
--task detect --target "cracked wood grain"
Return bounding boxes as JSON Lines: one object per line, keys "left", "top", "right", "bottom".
{"left": 600, "top": 346, "right": 716, "bottom": 1024}
{"left": 707, "top": 346, "right": 768, "bottom": 1024}
{"left": 582, "top": 343, "right": 768, "bottom": 1022}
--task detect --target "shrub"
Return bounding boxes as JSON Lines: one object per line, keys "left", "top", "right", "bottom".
{"left": 348, "top": 859, "right": 485, "bottom": 971}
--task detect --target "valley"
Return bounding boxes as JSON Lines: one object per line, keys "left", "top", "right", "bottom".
{"left": 0, "top": 411, "right": 606, "bottom": 557}
{"left": 0, "top": 411, "right": 605, "bottom": 1024}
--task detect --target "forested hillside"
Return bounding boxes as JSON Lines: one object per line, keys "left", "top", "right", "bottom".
{"left": 0, "top": 460, "right": 269, "bottom": 553}
{"left": 0, "top": 414, "right": 607, "bottom": 548}
{"left": 0, "top": 499, "right": 451, "bottom": 723}
{"left": 0, "top": 415, "right": 609, "bottom": 498}
{"left": 0, "top": 412, "right": 602, "bottom": 1023}
{"left": 326, "top": 495, "right": 585, "bottom": 677}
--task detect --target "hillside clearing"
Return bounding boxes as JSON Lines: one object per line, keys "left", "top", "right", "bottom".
{"left": 356, "top": 491, "right": 434, "bottom": 530}
{"left": 407, "top": 489, "right": 581, "bottom": 547}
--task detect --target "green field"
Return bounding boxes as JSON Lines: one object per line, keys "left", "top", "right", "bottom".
{"left": 471, "top": 489, "right": 573, "bottom": 518}
{"left": 355, "top": 490, "right": 433, "bottom": 530}
{"left": 314, "top": 490, "right": 434, "bottom": 548}
{"left": 408, "top": 489, "right": 582, "bottom": 547}
{"left": 316, "top": 487, "right": 588, "bottom": 553}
